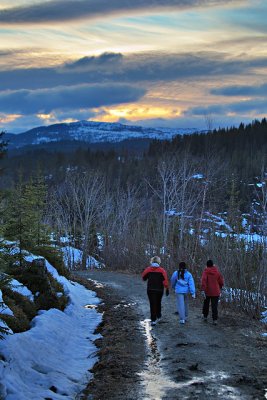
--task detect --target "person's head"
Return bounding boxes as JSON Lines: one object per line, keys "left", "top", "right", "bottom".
{"left": 207, "top": 259, "right": 213, "bottom": 267}
{"left": 179, "top": 262, "right": 186, "bottom": 270}
{"left": 150, "top": 256, "right": 161, "bottom": 265}
{"left": 178, "top": 261, "right": 186, "bottom": 279}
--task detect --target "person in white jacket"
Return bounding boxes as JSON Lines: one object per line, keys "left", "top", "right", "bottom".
{"left": 171, "top": 262, "right": 196, "bottom": 324}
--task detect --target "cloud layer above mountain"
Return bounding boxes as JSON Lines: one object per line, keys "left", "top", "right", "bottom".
{"left": 0, "top": 0, "right": 244, "bottom": 24}
{"left": 0, "top": 0, "right": 266, "bottom": 132}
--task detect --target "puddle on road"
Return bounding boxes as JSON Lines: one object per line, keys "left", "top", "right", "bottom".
{"left": 87, "top": 278, "right": 105, "bottom": 288}
{"left": 139, "top": 319, "right": 242, "bottom": 399}
{"left": 139, "top": 319, "right": 180, "bottom": 399}
{"left": 114, "top": 301, "right": 137, "bottom": 310}
{"left": 84, "top": 304, "right": 98, "bottom": 309}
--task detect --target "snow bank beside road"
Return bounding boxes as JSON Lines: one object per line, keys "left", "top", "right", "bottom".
{"left": 0, "top": 257, "right": 102, "bottom": 400}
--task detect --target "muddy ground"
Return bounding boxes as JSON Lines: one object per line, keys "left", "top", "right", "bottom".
{"left": 73, "top": 270, "right": 267, "bottom": 400}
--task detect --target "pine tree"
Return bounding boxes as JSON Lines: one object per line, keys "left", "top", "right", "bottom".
{"left": 0, "top": 131, "right": 7, "bottom": 165}
{"left": 0, "top": 134, "right": 12, "bottom": 339}
{"left": 3, "top": 177, "right": 49, "bottom": 264}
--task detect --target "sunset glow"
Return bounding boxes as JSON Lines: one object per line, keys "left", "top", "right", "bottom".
{"left": 0, "top": 0, "right": 266, "bottom": 132}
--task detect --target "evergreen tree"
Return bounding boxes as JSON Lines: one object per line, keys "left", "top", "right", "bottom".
{"left": 0, "top": 131, "right": 7, "bottom": 167}
{"left": 3, "top": 177, "right": 49, "bottom": 265}
{"left": 0, "top": 134, "right": 12, "bottom": 339}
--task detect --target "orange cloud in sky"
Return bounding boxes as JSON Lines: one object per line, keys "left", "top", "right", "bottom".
{"left": 92, "top": 104, "right": 182, "bottom": 123}
{"left": 0, "top": 113, "right": 21, "bottom": 123}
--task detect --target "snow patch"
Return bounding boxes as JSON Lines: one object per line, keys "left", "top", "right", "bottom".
{"left": 61, "top": 245, "right": 102, "bottom": 270}
{"left": 0, "top": 254, "right": 102, "bottom": 399}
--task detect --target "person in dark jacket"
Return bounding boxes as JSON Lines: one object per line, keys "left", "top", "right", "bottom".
{"left": 142, "top": 256, "right": 169, "bottom": 326}
{"left": 201, "top": 259, "right": 224, "bottom": 325}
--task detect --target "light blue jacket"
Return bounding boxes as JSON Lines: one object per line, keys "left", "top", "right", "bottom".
{"left": 171, "top": 270, "right": 196, "bottom": 295}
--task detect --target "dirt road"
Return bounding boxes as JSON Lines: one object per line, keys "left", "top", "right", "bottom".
{"left": 74, "top": 270, "right": 267, "bottom": 400}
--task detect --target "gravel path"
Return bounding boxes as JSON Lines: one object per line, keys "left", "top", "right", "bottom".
{"left": 74, "top": 270, "right": 267, "bottom": 400}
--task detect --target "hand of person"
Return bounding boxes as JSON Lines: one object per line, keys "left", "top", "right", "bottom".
{"left": 166, "top": 288, "right": 169, "bottom": 297}
{"left": 201, "top": 291, "right": 206, "bottom": 298}
{"left": 192, "top": 294, "right": 196, "bottom": 299}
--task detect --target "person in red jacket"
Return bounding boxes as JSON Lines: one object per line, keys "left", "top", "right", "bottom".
{"left": 142, "top": 256, "right": 169, "bottom": 326}
{"left": 201, "top": 259, "right": 224, "bottom": 325}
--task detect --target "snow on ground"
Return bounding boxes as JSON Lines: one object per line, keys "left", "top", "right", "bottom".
{"left": 223, "top": 287, "right": 267, "bottom": 336}
{"left": 262, "top": 309, "right": 267, "bottom": 324}
{"left": 61, "top": 245, "right": 102, "bottom": 270}
{"left": 10, "top": 279, "right": 34, "bottom": 302}
{"left": 261, "top": 309, "right": 267, "bottom": 337}
{"left": 0, "top": 253, "right": 102, "bottom": 400}
{"left": 0, "top": 292, "right": 13, "bottom": 316}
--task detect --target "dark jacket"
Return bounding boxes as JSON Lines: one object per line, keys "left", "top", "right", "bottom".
{"left": 142, "top": 263, "right": 169, "bottom": 292}
{"left": 201, "top": 266, "right": 224, "bottom": 296}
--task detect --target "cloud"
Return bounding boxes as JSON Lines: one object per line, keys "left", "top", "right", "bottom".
{"left": 111, "top": 114, "right": 250, "bottom": 130}
{"left": 211, "top": 83, "right": 267, "bottom": 96}
{"left": 0, "top": 0, "right": 245, "bottom": 24}
{"left": 0, "top": 114, "right": 46, "bottom": 134}
{"left": 0, "top": 50, "right": 15, "bottom": 57}
{"left": 230, "top": 98, "right": 267, "bottom": 113}
{"left": 64, "top": 52, "right": 123, "bottom": 70}
{"left": 0, "top": 83, "right": 146, "bottom": 114}
{"left": 52, "top": 109, "right": 97, "bottom": 121}
{"left": 189, "top": 97, "right": 267, "bottom": 116}
{"left": 1, "top": 51, "right": 264, "bottom": 91}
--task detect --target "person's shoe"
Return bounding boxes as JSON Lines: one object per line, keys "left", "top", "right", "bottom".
{"left": 202, "top": 315, "right": 208, "bottom": 322}
{"left": 174, "top": 311, "right": 178, "bottom": 315}
{"left": 151, "top": 320, "right": 157, "bottom": 326}
{"left": 156, "top": 317, "right": 162, "bottom": 323}
{"left": 179, "top": 319, "right": 185, "bottom": 324}
{"left": 213, "top": 320, "right": 218, "bottom": 325}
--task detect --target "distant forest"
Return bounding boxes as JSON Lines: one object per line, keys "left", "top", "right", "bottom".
{"left": 149, "top": 118, "right": 267, "bottom": 181}
{"left": 2, "top": 118, "right": 267, "bottom": 204}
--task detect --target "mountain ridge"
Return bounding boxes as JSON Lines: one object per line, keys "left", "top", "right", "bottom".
{"left": 5, "top": 120, "right": 203, "bottom": 150}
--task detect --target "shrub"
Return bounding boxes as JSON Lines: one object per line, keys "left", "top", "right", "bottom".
{"left": 34, "top": 245, "right": 70, "bottom": 279}
{"left": 2, "top": 288, "right": 37, "bottom": 320}
{"left": 35, "top": 291, "right": 68, "bottom": 311}
{"left": 5, "top": 263, "right": 68, "bottom": 313}
{"left": 1, "top": 305, "right": 31, "bottom": 333}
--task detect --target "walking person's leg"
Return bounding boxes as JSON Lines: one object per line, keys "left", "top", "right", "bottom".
{"left": 155, "top": 291, "right": 163, "bottom": 320}
{"left": 211, "top": 296, "right": 219, "bottom": 323}
{"left": 147, "top": 290, "right": 157, "bottom": 323}
{"left": 202, "top": 295, "right": 210, "bottom": 319}
{"left": 176, "top": 293, "right": 186, "bottom": 323}
{"left": 184, "top": 294, "right": 189, "bottom": 320}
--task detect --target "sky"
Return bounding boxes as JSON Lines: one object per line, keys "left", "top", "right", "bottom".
{"left": 0, "top": 0, "right": 266, "bottom": 133}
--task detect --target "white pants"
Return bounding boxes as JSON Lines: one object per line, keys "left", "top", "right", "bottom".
{"left": 175, "top": 293, "right": 188, "bottom": 320}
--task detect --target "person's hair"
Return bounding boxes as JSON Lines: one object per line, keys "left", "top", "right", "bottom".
{"left": 207, "top": 259, "right": 213, "bottom": 267}
{"left": 178, "top": 261, "right": 186, "bottom": 280}
{"left": 150, "top": 256, "right": 161, "bottom": 265}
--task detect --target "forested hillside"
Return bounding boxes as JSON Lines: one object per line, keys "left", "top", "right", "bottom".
{"left": 2, "top": 118, "right": 267, "bottom": 187}
{"left": 149, "top": 118, "right": 267, "bottom": 182}
{"left": 1, "top": 119, "right": 267, "bottom": 317}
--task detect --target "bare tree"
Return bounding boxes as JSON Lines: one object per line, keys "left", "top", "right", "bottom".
{"left": 50, "top": 170, "right": 105, "bottom": 269}
{"left": 204, "top": 113, "right": 214, "bottom": 132}
{"left": 146, "top": 153, "right": 205, "bottom": 258}
{"left": 99, "top": 183, "right": 142, "bottom": 269}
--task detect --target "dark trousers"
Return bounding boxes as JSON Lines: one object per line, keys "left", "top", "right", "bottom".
{"left": 147, "top": 290, "right": 163, "bottom": 322}
{"left": 202, "top": 296, "right": 219, "bottom": 320}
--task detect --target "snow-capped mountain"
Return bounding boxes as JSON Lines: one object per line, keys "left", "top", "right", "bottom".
{"left": 6, "top": 120, "right": 201, "bottom": 150}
